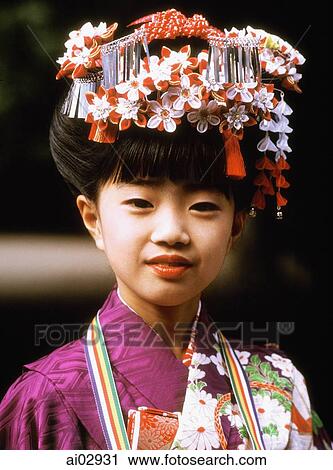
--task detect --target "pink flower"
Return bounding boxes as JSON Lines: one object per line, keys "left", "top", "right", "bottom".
{"left": 147, "top": 94, "right": 184, "bottom": 132}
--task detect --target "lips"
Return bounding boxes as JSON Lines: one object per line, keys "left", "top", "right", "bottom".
{"left": 145, "top": 254, "right": 193, "bottom": 279}
{"left": 145, "top": 254, "right": 193, "bottom": 266}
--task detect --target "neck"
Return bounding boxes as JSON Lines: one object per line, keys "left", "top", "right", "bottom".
{"left": 116, "top": 281, "right": 201, "bottom": 356}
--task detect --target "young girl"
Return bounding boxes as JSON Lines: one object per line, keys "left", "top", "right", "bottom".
{"left": 0, "top": 9, "right": 331, "bottom": 451}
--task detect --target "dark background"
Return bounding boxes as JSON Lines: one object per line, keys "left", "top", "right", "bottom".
{"left": 0, "top": 1, "right": 331, "bottom": 436}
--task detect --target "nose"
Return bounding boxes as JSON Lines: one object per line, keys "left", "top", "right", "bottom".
{"left": 150, "top": 207, "right": 190, "bottom": 246}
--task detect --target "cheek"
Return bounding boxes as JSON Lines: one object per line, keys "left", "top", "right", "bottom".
{"left": 101, "top": 213, "right": 146, "bottom": 256}
{"left": 197, "top": 222, "right": 232, "bottom": 264}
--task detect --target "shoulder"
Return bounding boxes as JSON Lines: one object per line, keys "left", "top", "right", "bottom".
{"left": 234, "top": 343, "right": 306, "bottom": 395}
{"left": 0, "top": 339, "right": 87, "bottom": 449}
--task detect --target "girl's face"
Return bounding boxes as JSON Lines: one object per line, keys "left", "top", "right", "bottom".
{"left": 77, "top": 177, "right": 243, "bottom": 307}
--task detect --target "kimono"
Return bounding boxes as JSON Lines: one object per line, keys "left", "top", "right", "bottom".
{"left": 0, "top": 285, "right": 331, "bottom": 450}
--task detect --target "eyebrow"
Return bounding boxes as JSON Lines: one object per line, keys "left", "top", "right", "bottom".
{"left": 122, "top": 179, "right": 224, "bottom": 193}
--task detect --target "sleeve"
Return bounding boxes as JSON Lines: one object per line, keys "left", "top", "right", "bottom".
{"left": 0, "top": 370, "right": 84, "bottom": 449}
{"left": 287, "top": 365, "right": 332, "bottom": 450}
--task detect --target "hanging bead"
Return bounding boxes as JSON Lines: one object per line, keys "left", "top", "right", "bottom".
{"left": 249, "top": 207, "right": 257, "bottom": 218}
{"left": 276, "top": 206, "right": 283, "bottom": 220}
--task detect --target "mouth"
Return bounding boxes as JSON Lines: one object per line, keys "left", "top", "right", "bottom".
{"left": 145, "top": 254, "right": 194, "bottom": 279}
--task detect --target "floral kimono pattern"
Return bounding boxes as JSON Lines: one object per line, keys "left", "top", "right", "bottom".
{"left": 0, "top": 286, "right": 331, "bottom": 450}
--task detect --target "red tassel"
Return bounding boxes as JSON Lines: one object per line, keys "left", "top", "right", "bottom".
{"left": 223, "top": 129, "right": 246, "bottom": 179}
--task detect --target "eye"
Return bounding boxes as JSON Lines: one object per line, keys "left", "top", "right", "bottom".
{"left": 191, "top": 202, "right": 220, "bottom": 212}
{"left": 126, "top": 198, "right": 153, "bottom": 209}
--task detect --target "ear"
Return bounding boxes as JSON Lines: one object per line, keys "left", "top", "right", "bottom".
{"left": 76, "top": 195, "right": 105, "bottom": 251}
{"left": 227, "top": 210, "right": 247, "bottom": 253}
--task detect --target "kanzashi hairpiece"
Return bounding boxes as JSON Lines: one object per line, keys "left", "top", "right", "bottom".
{"left": 56, "top": 9, "right": 305, "bottom": 218}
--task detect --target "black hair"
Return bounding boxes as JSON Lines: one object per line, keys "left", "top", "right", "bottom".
{"left": 49, "top": 94, "right": 255, "bottom": 212}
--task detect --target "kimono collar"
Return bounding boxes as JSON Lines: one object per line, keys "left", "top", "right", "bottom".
{"left": 97, "top": 286, "right": 203, "bottom": 412}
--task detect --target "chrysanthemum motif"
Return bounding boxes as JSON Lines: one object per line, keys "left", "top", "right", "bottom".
{"left": 179, "top": 414, "right": 220, "bottom": 450}
{"left": 224, "top": 104, "right": 249, "bottom": 131}
{"left": 187, "top": 389, "right": 218, "bottom": 419}
{"left": 187, "top": 100, "right": 221, "bottom": 133}
{"left": 147, "top": 95, "right": 184, "bottom": 132}
{"left": 223, "top": 402, "right": 244, "bottom": 429}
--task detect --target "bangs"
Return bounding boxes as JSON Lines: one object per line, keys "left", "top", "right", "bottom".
{"left": 98, "top": 123, "right": 231, "bottom": 194}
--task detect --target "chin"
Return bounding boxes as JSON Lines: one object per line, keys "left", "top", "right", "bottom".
{"left": 139, "top": 283, "right": 202, "bottom": 307}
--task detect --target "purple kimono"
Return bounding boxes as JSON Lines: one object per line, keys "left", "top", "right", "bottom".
{"left": 0, "top": 287, "right": 331, "bottom": 450}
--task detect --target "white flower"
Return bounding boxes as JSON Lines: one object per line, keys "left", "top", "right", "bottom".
{"left": 167, "top": 74, "right": 201, "bottom": 111}
{"left": 223, "top": 402, "right": 244, "bottom": 428}
{"left": 254, "top": 394, "right": 289, "bottom": 429}
{"left": 115, "top": 98, "right": 140, "bottom": 120}
{"left": 140, "top": 56, "right": 172, "bottom": 86}
{"left": 187, "top": 389, "right": 217, "bottom": 419}
{"left": 210, "top": 351, "right": 226, "bottom": 376}
{"left": 199, "top": 70, "right": 222, "bottom": 92}
{"left": 115, "top": 76, "right": 152, "bottom": 101}
{"left": 65, "top": 22, "right": 106, "bottom": 49}
{"left": 88, "top": 94, "right": 113, "bottom": 121}
{"left": 264, "top": 353, "right": 293, "bottom": 378}
{"left": 265, "top": 56, "right": 287, "bottom": 75}
{"left": 257, "top": 132, "right": 278, "bottom": 152}
{"left": 226, "top": 82, "right": 257, "bottom": 103}
{"left": 163, "top": 49, "right": 194, "bottom": 72}
{"left": 187, "top": 100, "right": 221, "bottom": 133}
{"left": 252, "top": 87, "right": 275, "bottom": 112}
{"left": 179, "top": 414, "right": 220, "bottom": 450}
{"left": 188, "top": 366, "right": 206, "bottom": 382}
{"left": 147, "top": 94, "right": 184, "bottom": 132}
{"left": 235, "top": 350, "right": 251, "bottom": 366}
{"left": 224, "top": 104, "right": 249, "bottom": 131}
{"left": 192, "top": 352, "right": 211, "bottom": 366}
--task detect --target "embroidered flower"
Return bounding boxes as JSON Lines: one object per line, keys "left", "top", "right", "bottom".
{"left": 264, "top": 353, "right": 293, "bottom": 378}
{"left": 187, "top": 389, "right": 218, "bottom": 419}
{"left": 210, "top": 351, "right": 227, "bottom": 376}
{"left": 226, "top": 82, "right": 257, "bottom": 103}
{"left": 147, "top": 94, "right": 184, "bottom": 132}
{"left": 188, "top": 366, "right": 206, "bottom": 382}
{"left": 235, "top": 350, "right": 251, "bottom": 366}
{"left": 192, "top": 352, "right": 211, "bottom": 366}
{"left": 224, "top": 104, "right": 249, "bottom": 131}
{"left": 167, "top": 74, "right": 202, "bottom": 111}
{"left": 222, "top": 402, "right": 244, "bottom": 429}
{"left": 179, "top": 414, "right": 220, "bottom": 450}
{"left": 187, "top": 100, "right": 221, "bottom": 133}
{"left": 254, "top": 394, "right": 289, "bottom": 429}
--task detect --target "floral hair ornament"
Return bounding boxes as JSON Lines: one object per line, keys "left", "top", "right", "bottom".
{"left": 56, "top": 9, "right": 305, "bottom": 218}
